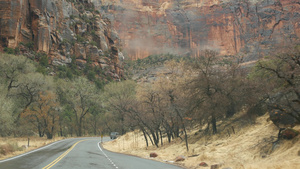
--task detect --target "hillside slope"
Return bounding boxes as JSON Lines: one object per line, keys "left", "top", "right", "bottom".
{"left": 103, "top": 113, "right": 300, "bottom": 169}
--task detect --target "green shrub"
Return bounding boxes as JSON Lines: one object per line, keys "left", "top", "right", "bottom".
{"left": 90, "top": 30, "right": 96, "bottom": 36}
{"left": 70, "top": 15, "right": 75, "bottom": 20}
{"left": 66, "top": 68, "right": 74, "bottom": 79}
{"left": 76, "top": 35, "right": 86, "bottom": 43}
{"left": 36, "top": 65, "right": 47, "bottom": 75}
{"left": 4, "top": 47, "right": 14, "bottom": 54}
{"left": 61, "top": 39, "right": 70, "bottom": 46}
{"left": 14, "top": 47, "right": 20, "bottom": 55}
{"left": 57, "top": 65, "right": 75, "bottom": 80}
{"left": 36, "top": 52, "right": 49, "bottom": 67}
{"left": 89, "top": 41, "right": 97, "bottom": 46}
{"left": 95, "top": 79, "right": 105, "bottom": 89}
{"left": 87, "top": 71, "right": 96, "bottom": 81}
{"left": 25, "top": 42, "right": 34, "bottom": 50}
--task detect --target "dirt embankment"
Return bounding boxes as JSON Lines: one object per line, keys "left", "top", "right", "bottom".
{"left": 103, "top": 114, "right": 300, "bottom": 169}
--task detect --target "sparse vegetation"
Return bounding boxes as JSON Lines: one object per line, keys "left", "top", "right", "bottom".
{"left": 103, "top": 47, "right": 300, "bottom": 153}
{"left": 89, "top": 40, "right": 97, "bottom": 47}
{"left": 76, "top": 35, "right": 87, "bottom": 43}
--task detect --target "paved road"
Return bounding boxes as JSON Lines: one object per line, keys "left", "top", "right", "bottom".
{"left": 0, "top": 137, "right": 184, "bottom": 169}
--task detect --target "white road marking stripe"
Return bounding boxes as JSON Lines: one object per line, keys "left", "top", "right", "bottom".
{"left": 97, "top": 142, "right": 119, "bottom": 169}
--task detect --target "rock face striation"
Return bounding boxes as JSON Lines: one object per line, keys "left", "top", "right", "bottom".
{"left": 0, "top": 0, "right": 123, "bottom": 79}
{"left": 95, "top": 0, "right": 300, "bottom": 60}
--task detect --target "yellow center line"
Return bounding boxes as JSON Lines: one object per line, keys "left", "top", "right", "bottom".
{"left": 42, "top": 139, "right": 88, "bottom": 169}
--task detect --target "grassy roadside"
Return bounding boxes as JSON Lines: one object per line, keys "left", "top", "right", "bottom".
{"left": 103, "top": 114, "right": 300, "bottom": 169}
{"left": 0, "top": 137, "right": 65, "bottom": 160}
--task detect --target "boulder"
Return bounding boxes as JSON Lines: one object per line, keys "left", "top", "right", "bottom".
{"left": 83, "top": 11, "right": 93, "bottom": 19}
{"left": 269, "top": 109, "right": 297, "bottom": 128}
{"left": 76, "top": 59, "right": 87, "bottom": 68}
{"left": 21, "top": 145, "right": 28, "bottom": 149}
{"left": 98, "top": 58, "right": 106, "bottom": 64}
{"left": 74, "top": 43, "right": 86, "bottom": 60}
{"left": 112, "top": 73, "right": 120, "bottom": 79}
{"left": 92, "top": 62, "right": 99, "bottom": 67}
{"left": 98, "top": 49, "right": 104, "bottom": 56}
{"left": 100, "top": 64, "right": 109, "bottom": 69}
{"left": 61, "top": 28, "right": 76, "bottom": 42}
{"left": 62, "top": 0, "right": 79, "bottom": 18}
{"left": 118, "top": 52, "right": 125, "bottom": 60}
{"left": 199, "top": 162, "right": 208, "bottom": 167}
{"left": 175, "top": 155, "right": 185, "bottom": 162}
{"left": 211, "top": 164, "right": 221, "bottom": 169}
{"left": 281, "top": 128, "right": 299, "bottom": 140}
{"left": 150, "top": 152, "right": 158, "bottom": 158}
{"left": 52, "top": 55, "right": 72, "bottom": 66}
{"left": 86, "top": 45, "right": 99, "bottom": 61}
{"left": 75, "top": 23, "right": 87, "bottom": 35}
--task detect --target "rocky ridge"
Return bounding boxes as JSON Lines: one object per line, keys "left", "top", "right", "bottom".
{"left": 95, "top": 0, "right": 300, "bottom": 60}
{"left": 0, "top": 0, "right": 123, "bottom": 80}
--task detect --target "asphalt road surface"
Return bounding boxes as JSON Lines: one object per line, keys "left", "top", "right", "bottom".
{"left": 0, "top": 137, "right": 184, "bottom": 169}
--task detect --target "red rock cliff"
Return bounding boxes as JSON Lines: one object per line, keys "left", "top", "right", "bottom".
{"left": 0, "top": 0, "right": 123, "bottom": 79}
{"left": 95, "top": 0, "right": 300, "bottom": 60}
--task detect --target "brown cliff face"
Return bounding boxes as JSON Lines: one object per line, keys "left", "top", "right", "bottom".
{"left": 0, "top": 0, "right": 123, "bottom": 79}
{"left": 95, "top": 0, "right": 300, "bottom": 60}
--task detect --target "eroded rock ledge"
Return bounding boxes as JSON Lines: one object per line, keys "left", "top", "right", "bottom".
{"left": 0, "top": 0, "right": 123, "bottom": 80}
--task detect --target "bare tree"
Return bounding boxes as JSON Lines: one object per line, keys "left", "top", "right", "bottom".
{"left": 254, "top": 46, "right": 300, "bottom": 123}
{"left": 103, "top": 80, "right": 136, "bottom": 135}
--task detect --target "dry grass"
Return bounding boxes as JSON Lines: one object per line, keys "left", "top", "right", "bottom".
{"left": 103, "top": 113, "right": 300, "bottom": 169}
{"left": 0, "top": 137, "right": 65, "bottom": 160}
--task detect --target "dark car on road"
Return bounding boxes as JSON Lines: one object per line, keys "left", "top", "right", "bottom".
{"left": 110, "top": 132, "right": 119, "bottom": 139}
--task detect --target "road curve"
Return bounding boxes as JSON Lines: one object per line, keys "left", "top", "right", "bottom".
{"left": 0, "top": 137, "right": 184, "bottom": 169}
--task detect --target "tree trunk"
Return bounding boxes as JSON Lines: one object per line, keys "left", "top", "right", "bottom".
{"left": 46, "top": 132, "right": 53, "bottom": 139}
{"left": 167, "top": 132, "right": 171, "bottom": 143}
{"left": 93, "top": 120, "right": 97, "bottom": 136}
{"left": 145, "top": 130, "right": 154, "bottom": 146}
{"left": 141, "top": 128, "right": 149, "bottom": 147}
{"left": 204, "top": 121, "right": 210, "bottom": 134}
{"left": 78, "top": 118, "right": 83, "bottom": 136}
{"left": 159, "top": 129, "right": 163, "bottom": 146}
{"left": 211, "top": 114, "right": 217, "bottom": 134}
{"left": 60, "top": 124, "right": 63, "bottom": 137}
{"left": 38, "top": 123, "right": 44, "bottom": 137}
{"left": 226, "top": 103, "right": 235, "bottom": 118}
{"left": 151, "top": 130, "right": 159, "bottom": 147}
{"left": 121, "top": 115, "right": 125, "bottom": 135}
{"left": 183, "top": 125, "right": 189, "bottom": 151}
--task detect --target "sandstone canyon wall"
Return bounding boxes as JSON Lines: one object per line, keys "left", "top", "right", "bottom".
{"left": 95, "top": 0, "right": 300, "bottom": 61}
{"left": 0, "top": 0, "right": 123, "bottom": 79}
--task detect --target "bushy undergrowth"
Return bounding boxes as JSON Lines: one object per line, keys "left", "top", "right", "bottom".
{"left": 0, "top": 142, "right": 23, "bottom": 156}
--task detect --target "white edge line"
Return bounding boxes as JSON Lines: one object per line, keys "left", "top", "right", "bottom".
{"left": 97, "top": 142, "right": 118, "bottom": 169}
{"left": 97, "top": 141, "right": 103, "bottom": 151}
{"left": 0, "top": 138, "right": 74, "bottom": 163}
